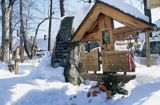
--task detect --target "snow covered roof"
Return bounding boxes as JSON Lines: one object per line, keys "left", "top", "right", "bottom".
{"left": 72, "top": 0, "right": 151, "bottom": 31}
{"left": 99, "top": 0, "right": 149, "bottom": 21}
{"left": 71, "top": 0, "right": 156, "bottom": 41}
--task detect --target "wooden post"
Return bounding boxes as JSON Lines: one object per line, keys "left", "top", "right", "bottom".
{"left": 98, "top": 14, "right": 105, "bottom": 50}
{"left": 104, "top": 16, "right": 114, "bottom": 51}
{"left": 98, "top": 14, "right": 114, "bottom": 51}
{"left": 145, "top": 32, "right": 151, "bottom": 67}
{"left": 15, "top": 47, "right": 20, "bottom": 75}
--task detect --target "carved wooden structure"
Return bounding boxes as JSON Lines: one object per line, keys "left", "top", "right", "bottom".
{"left": 71, "top": 1, "right": 156, "bottom": 81}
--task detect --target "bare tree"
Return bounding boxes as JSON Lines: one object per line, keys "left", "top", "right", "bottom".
{"left": 30, "top": 11, "right": 56, "bottom": 59}
{"left": 60, "top": 0, "right": 65, "bottom": 17}
{"left": 9, "top": 0, "right": 15, "bottom": 52}
{"left": 1, "top": 0, "right": 16, "bottom": 62}
{"left": 48, "top": 0, "right": 53, "bottom": 51}
{"left": 19, "top": 0, "right": 32, "bottom": 61}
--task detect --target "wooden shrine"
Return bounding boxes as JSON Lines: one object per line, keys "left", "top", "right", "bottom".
{"left": 70, "top": 1, "right": 156, "bottom": 82}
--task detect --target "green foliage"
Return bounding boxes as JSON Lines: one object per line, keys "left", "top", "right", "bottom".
{"left": 100, "top": 74, "right": 128, "bottom": 98}
{"left": 8, "top": 62, "right": 15, "bottom": 72}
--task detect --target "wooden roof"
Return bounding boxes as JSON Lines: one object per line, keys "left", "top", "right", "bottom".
{"left": 71, "top": 1, "right": 156, "bottom": 41}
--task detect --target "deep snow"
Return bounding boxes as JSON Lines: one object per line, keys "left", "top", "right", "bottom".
{"left": 0, "top": 53, "right": 160, "bottom": 105}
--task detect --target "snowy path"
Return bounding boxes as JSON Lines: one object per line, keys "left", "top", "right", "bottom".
{"left": 0, "top": 55, "right": 160, "bottom": 105}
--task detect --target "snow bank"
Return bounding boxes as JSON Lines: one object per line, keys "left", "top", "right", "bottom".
{"left": 29, "top": 52, "right": 65, "bottom": 82}
{"left": 1, "top": 53, "right": 160, "bottom": 105}
{"left": 124, "top": 57, "right": 160, "bottom": 95}
{"left": 0, "top": 63, "right": 13, "bottom": 78}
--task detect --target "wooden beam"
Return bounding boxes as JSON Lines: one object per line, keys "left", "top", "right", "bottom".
{"left": 113, "top": 31, "right": 138, "bottom": 36}
{"left": 98, "top": 14, "right": 106, "bottom": 31}
{"left": 88, "top": 20, "right": 99, "bottom": 33}
{"left": 112, "top": 26, "right": 140, "bottom": 42}
{"left": 113, "top": 32, "right": 138, "bottom": 41}
{"left": 143, "top": 28, "right": 154, "bottom": 32}
{"left": 112, "top": 26, "right": 137, "bottom": 35}
{"left": 98, "top": 14, "right": 108, "bottom": 50}
{"left": 97, "top": 3, "right": 153, "bottom": 30}
{"left": 82, "top": 33, "right": 101, "bottom": 42}
{"left": 112, "top": 26, "right": 139, "bottom": 42}
{"left": 104, "top": 15, "right": 114, "bottom": 50}
{"left": 71, "top": 6, "right": 100, "bottom": 41}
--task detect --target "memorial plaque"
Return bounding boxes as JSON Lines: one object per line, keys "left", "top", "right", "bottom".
{"left": 102, "top": 51, "right": 132, "bottom": 72}
{"left": 54, "top": 42, "right": 71, "bottom": 59}
{"left": 82, "top": 48, "right": 99, "bottom": 73}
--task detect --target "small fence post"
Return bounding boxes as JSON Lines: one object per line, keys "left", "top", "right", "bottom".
{"left": 15, "top": 47, "right": 20, "bottom": 75}
{"left": 145, "top": 31, "right": 151, "bottom": 67}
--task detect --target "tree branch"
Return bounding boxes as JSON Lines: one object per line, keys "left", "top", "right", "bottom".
{"left": 30, "top": 13, "right": 55, "bottom": 58}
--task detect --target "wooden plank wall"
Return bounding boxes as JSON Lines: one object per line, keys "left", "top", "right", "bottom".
{"left": 102, "top": 51, "right": 132, "bottom": 72}
{"left": 82, "top": 48, "right": 99, "bottom": 73}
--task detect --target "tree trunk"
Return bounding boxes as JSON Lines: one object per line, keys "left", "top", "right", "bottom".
{"left": 19, "top": 0, "right": 24, "bottom": 62}
{"left": 9, "top": 5, "right": 13, "bottom": 53}
{"left": 1, "top": 0, "right": 10, "bottom": 62}
{"left": 60, "top": 0, "right": 65, "bottom": 17}
{"left": 48, "top": 0, "right": 53, "bottom": 51}
{"left": 19, "top": 0, "right": 31, "bottom": 61}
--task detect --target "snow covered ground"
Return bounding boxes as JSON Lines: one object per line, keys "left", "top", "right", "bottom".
{"left": 0, "top": 53, "right": 160, "bottom": 105}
